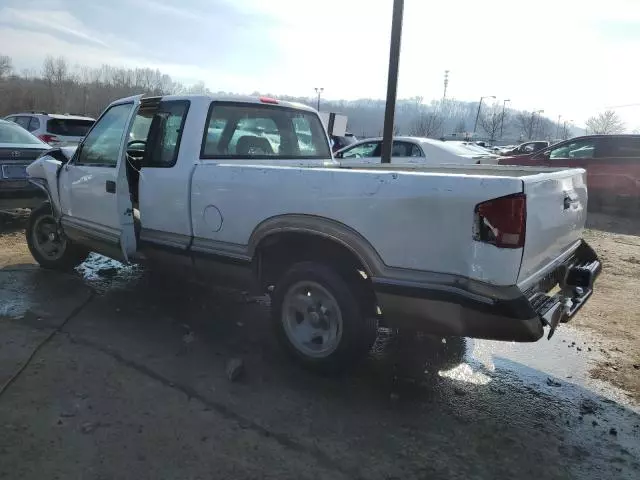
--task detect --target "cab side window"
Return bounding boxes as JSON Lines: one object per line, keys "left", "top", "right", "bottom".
{"left": 606, "top": 137, "right": 640, "bottom": 158}
{"left": 201, "top": 103, "right": 330, "bottom": 159}
{"left": 143, "top": 101, "right": 190, "bottom": 167}
{"left": 549, "top": 139, "right": 597, "bottom": 160}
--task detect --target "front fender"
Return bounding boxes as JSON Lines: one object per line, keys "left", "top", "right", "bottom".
{"left": 26, "top": 155, "right": 64, "bottom": 217}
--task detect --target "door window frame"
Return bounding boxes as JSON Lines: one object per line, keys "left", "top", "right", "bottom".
{"left": 140, "top": 100, "right": 190, "bottom": 168}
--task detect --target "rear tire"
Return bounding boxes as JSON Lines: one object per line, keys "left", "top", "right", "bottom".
{"left": 26, "top": 203, "right": 88, "bottom": 271}
{"left": 271, "top": 261, "right": 377, "bottom": 373}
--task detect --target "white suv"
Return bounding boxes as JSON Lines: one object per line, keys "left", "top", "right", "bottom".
{"left": 4, "top": 112, "right": 95, "bottom": 146}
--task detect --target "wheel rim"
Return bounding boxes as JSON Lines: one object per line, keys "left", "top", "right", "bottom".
{"left": 281, "top": 280, "right": 343, "bottom": 358}
{"left": 32, "top": 214, "right": 67, "bottom": 261}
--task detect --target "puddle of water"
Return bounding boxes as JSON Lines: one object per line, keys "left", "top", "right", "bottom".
{"left": 463, "top": 326, "right": 637, "bottom": 410}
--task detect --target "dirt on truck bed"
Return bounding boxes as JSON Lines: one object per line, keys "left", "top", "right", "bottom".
{"left": 1, "top": 209, "right": 639, "bottom": 479}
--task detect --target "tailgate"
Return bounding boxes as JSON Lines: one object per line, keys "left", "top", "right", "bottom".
{"left": 518, "top": 168, "right": 588, "bottom": 284}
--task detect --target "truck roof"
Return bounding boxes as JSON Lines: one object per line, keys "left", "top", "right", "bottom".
{"left": 114, "top": 94, "right": 317, "bottom": 113}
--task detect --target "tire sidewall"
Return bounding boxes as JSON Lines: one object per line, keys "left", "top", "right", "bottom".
{"left": 271, "top": 261, "right": 373, "bottom": 372}
{"left": 26, "top": 203, "right": 87, "bottom": 271}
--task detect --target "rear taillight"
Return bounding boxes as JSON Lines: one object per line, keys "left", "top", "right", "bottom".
{"left": 474, "top": 193, "right": 526, "bottom": 249}
{"left": 38, "top": 134, "right": 59, "bottom": 145}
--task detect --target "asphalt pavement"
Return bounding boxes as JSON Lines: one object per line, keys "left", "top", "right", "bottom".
{"left": 0, "top": 257, "right": 639, "bottom": 480}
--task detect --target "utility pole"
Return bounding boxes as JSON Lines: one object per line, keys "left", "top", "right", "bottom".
{"left": 443, "top": 70, "right": 449, "bottom": 102}
{"left": 314, "top": 87, "right": 323, "bottom": 111}
{"left": 500, "top": 99, "right": 510, "bottom": 138}
{"left": 473, "top": 95, "right": 495, "bottom": 135}
{"left": 381, "top": 0, "right": 404, "bottom": 164}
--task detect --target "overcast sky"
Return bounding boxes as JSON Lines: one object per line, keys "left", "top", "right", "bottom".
{"left": 1, "top": 0, "right": 639, "bottom": 128}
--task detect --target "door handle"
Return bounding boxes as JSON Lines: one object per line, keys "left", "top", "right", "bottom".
{"left": 106, "top": 180, "right": 116, "bottom": 193}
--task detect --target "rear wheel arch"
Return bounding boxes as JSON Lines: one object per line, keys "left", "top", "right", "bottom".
{"left": 248, "top": 214, "right": 384, "bottom": 277}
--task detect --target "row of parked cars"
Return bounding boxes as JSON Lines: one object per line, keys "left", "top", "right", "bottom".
{"left": 330, "top": 133, "right": 640, "bottom": 212}
{"left": 2, "top": 105, "right": 639, "bottom": 214}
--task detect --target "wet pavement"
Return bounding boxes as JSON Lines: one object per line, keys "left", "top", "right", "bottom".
{"left": 1, "top": 256, "right": 639, "bottom": 479}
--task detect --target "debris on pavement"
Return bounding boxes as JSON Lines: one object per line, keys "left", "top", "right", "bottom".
{"left": 580, "top": 399, "right": 599, "bottom": 415}
{"left": 546, "top": 377, "right": 562, "bottom": 387}
{"left": 226, "top": 358, "right": 245, "bottom": 382}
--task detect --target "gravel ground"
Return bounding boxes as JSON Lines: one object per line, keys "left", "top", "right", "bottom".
{"left": 1, "top": 210, "right": 639, "bottom": 479}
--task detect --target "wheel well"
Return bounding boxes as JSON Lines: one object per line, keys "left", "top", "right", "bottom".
{"left": 255, "top": 232, "right": 377, "bottom": 312}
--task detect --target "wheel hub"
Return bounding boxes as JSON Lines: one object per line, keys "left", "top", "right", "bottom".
{"left": 281, "top": 281, "right": 343, "bottom": 358}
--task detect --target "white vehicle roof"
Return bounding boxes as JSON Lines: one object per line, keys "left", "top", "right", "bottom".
{"left": 8, "top": 112, "right": 95, "bottom": 121}
{"left": 111, "top": 94, "right": 317, "bottom": 114}
{"left": 336, "top": 136, "right": 493, "bottom": 158}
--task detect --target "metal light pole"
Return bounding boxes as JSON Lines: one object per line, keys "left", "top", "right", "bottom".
{"left": 314, "top": 87, "right": 324, "bottom": 111}
{"left": 381, "top": 0, "right": 404, "bottom": 164}
{"left": 473, "top": 95, "right": 496, "bottom": 135}
{"left": 500, "top": 99, "right": 510, "bottom": 138}
{"left": 556, "top": 115, "right": 562, "bottom": 139}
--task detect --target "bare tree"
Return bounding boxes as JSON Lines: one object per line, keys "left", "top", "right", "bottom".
{"left": 516, "top": 111, "right": 536, "bottom": 140}
{"left": 560, "top": 124, "right": 572, "bottom": 140}
{"left": 585, "top": 110, "right": 625, "bottom": 134}
{"left": 409, "top": 111, "right": 443, "bottom": 137}
{"left": 0, "top": 55, "right": 12, "bottom": 79}
{"left": 478, "top": 110, "right": 506, "bottom": 143}
{"left": 454, "top": 118, "right": 466, "bottom": 134}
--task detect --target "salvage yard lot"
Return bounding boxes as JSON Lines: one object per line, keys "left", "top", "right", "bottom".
{"left": 0, "top": 210, "right": 639, "bottom": 479}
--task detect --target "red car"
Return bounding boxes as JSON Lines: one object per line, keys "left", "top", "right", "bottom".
{"left": 499, "top": 135, "right": 640, "bottom": 211}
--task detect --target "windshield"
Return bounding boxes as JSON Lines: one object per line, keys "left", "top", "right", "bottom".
{"left": 0, "top": 121, "right": 46, "bottom": 145}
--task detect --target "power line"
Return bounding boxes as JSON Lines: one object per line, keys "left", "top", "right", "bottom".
{"left": 603, "top": 102, "right": 640, "bottom": 109}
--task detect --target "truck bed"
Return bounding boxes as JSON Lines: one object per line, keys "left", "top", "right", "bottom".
{"left": 338, "top": 162, "right": 573, "bottom": 178}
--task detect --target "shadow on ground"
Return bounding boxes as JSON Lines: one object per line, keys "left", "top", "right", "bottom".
{"left": 1, "top": 260, "right": 639, "bottom": 479}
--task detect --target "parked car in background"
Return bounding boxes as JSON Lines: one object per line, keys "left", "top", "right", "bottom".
{"left": 4, "top": 112, "right": 95, "bottom": 147}
{"left": 499, "top": 134, "right": 640, "bottom": 211}
{"left": 501, "top": 141, "right": 549, "bottom": 156}
{"left": 330, "top": 133, "right": 357, "bottom": 153}
{"left": 0, "top": 119, "right": 50, "bottom": 210}
{"left": 456, "top": 141, "right": 497, "bottom": 156}
{"left": 334, "top": 136, "right": 499, "bottom": 165}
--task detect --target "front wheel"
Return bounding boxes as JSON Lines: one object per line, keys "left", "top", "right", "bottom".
{"left": 26, "top": 203, "right": 88, "bottom": 271}
{"left": 271, "top": 261, "right": 377, "bottom": 373}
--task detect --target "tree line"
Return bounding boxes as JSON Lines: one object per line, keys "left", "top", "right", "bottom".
{"left": 0, "top": 53, "right": 625, "bottom": 143}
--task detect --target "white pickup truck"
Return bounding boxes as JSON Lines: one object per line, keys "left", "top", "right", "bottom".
{"left": 25, "top": 94, "right": 600, "bottom": 371}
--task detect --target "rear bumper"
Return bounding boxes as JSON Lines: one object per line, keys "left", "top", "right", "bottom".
{"left": 373, "top": 241, "right": 600, "bottom": 342}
